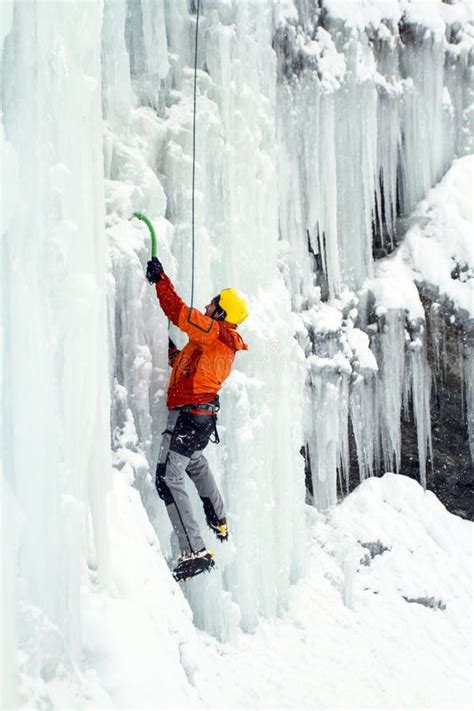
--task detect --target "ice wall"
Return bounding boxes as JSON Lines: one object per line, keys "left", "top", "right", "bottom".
{"left": 104, "top": 0, "right": 306, "bottom": 637}
{"left": 1, "top": 0, "right": 111, "bottom": 705}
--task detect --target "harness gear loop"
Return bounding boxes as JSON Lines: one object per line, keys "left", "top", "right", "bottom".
{"left": 210, "top": 415, "right": 220, "bottom": 445}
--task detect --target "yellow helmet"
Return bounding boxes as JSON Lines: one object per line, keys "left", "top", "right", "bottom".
{"left": 213, "top": 288, "right": 249, "bottom": 325}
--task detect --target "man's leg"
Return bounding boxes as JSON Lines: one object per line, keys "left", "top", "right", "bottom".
{"left": 186, "top": 451, "right": 226, "bottom": 526}
{"left": 155, "top": 411, "right": 206, "bottom": 555}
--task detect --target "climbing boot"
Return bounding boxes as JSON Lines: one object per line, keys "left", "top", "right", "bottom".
{"left": 172, "top": 549, "right": 215, "bottom": 582}
{"left": 207, "top": 516, "right": 228, "bottom": 542}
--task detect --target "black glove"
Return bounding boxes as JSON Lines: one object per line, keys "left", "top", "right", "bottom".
{"left": 146, "top": 257, "right": 164, "bottom": 284}
{"left": 168, "top": 338, "right": 180, "bottom": 366}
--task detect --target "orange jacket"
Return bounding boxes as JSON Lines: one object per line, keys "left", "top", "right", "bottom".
{"left": 155, "top": 274, "right": 248, "bottom": 409}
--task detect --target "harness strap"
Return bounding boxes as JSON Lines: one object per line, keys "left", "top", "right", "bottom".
{"left": 178, "top": 398, "right": 220, "bottom": 417}
{"left": 210, "top": 415, "right": 220, "bottom": 445}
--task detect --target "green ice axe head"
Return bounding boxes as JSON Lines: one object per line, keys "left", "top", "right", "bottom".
{"left": 130, "top": 211, "right": 157, "bottom": 258}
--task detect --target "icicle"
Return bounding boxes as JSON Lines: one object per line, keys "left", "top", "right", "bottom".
{"left": 308, "top": 370, "right": 345, "bottom": 508}
{"left": 306, "top": 327, "right": 351, "bottom": 509}
{"left": 374, "top": 309, "right": 406, "bottom": 473}
{"left": 276, "top": 21, "right": 379, "bottom": 298}
{"left": 373, "top": 26, "right": 402, "bottom": 249}
{"left": 458, "top": 329, "right": 465, "bottom": 419}
{"left": 398, "top": 24, "right": 449, "bottom": 215}
{"left": 339, "top": 374, "right": 350, "bottom": 492}
{"left": 463, "top": 334, "right": 474, "bottom": 465}
{"left": 428, "top": 302, "right": 443, "bottom": 375}
{"left": 350, "top": 370, "right": 377, "bottom": 481}
{"left": 333, "top": 34, "right": 377, "bottom": 292}
{"left": 407, "top": 324, "right": 433, "bottom": 489}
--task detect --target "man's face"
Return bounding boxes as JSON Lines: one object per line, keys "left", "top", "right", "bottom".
{"left": 205, "top": 301, "right": 218, "bottom": 318}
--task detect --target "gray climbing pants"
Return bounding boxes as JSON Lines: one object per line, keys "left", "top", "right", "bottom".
{"left": 155, "top": 409, "right": 225, "bottom": 554}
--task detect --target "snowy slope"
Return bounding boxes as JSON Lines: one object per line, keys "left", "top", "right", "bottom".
{"left": 45, "top": 474, "right": 474, "bottom": 708}
{"left": 203, "top": 474, "right": 472, "bottom": 709}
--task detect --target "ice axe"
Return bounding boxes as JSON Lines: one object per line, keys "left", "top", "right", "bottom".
{"left": 131, "top": 211, "right": 171, "bottom": 329}
{"left": 130, "top": 211, "right": 157, "bottom": 258}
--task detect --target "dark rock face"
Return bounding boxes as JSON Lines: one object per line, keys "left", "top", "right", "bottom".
{"left": 344, "top": 301, "right": 473, "bottom": 520}
{"left": 400, "top": 381, "right": 473, "bottom": 521}
{"left": 400, "top": 303, "right": 473, "bottom": 520}
{"left": 313, "top": 297, "right": 474, "bottom": 520}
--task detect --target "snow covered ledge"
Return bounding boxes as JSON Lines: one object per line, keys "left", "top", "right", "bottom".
{"left": 371, "top": 155, "right": 474, "bottom": 324}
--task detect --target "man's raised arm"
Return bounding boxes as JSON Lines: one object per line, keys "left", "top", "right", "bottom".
{"left": 146, "top": 257, "right": 218, "bottom": 345}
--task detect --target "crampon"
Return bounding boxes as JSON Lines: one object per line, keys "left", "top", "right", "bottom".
{"left": 172, "top": 549, "right": 215, "bottom": 582}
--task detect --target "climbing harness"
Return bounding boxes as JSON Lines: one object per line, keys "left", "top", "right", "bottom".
{"left": 178, "top": 397, "right": 220, "bottom": 445}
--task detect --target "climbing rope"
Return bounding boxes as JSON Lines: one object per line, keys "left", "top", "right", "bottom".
{"left": 190, "top": 0, "right": 201, "bottom": 309}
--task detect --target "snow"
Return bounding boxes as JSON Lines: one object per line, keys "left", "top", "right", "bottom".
{"left": 347, "top": 326, "right": 379, "bottom": 371}
{"left": 221, "top": 473, "right": 472, "bottom": 709}
{"left": 368, "top": 257, "right": 425, "bottom": 321}
{"left": 324, "top": 0, "right": 473, "bottom": 33}
{"left": 402, "top": 154, "right": 474, "bottom": 319}
{"left": 66, "top": 475, "right": 474, "bottom": 708}
{"left": 323, "top": 0, "right": 404, "bottom": 31}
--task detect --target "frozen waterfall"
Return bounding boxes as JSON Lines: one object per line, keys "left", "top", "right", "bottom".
{"left": 1, "top": 0, "right": 473, "bottom": 707}
{"left": 2, "top": 2, "right": 111, "bottom": 704}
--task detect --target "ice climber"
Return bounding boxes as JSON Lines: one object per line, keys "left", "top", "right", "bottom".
{"left": 146, "top": 256, "right": 249, "bottom": 581}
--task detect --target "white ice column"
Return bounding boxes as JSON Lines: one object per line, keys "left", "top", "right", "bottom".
{"left": 183, "top": 1, "right": 306, "bottom": 631}
{"left": 1, "top": 0, "right": 110, "bottom": 685}
{"left": 308, "top": 365, "right": 350, "bottom": 509}
{"left": 399, "top": 30, "right": 448, "bottom": 215}
{"left": 277, "top": 78, "right": 341, "bottom": 299}
{"left": 334, "top": 38, "right": 377, "bottom": 291}
{"left": 306, "top": 323, "right": 351, "bottom": 509}
{"left": 373, "top": 31, "right": 401, "bottom": 248}
{"left": 102, "top": 0, "right": 134, "bottom": 125}
{"left": 125, "top": 0, "right": 169, "bottom": 108}
{"left": 407, "top": 328, "right": 433, "bottom": 489}
{"left": 375, "top": 310, "right": 406, "bottom": 473}
{"left": 350, "top": 370, "right": 378, "bottom": 481}
{"left": 276, "top": 25, "right": 378, "bottom": 297}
